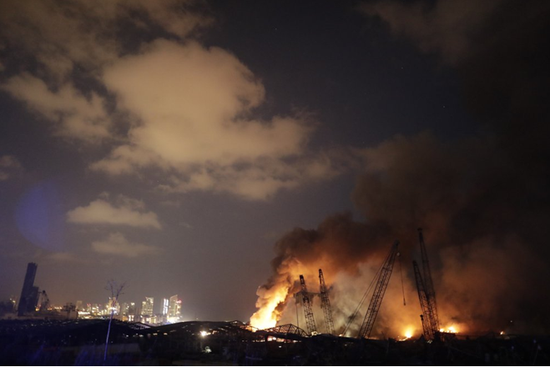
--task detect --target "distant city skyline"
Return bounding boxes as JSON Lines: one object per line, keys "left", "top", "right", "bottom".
{"left": 8, "top": 262, "right": 184, "bottom": 325}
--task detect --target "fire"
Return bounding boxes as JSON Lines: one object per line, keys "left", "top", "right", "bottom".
{"left": 250, "top": 283, "right": 290, "bottom": 329}
{"left": 439, "top": 325, "right": 458, "bottom": 334}
{"left": 249, "top": 257, "right": 308, "bottom": 330}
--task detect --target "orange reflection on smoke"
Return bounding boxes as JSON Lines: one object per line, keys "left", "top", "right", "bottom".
{"left": 250, "top": 285, "right": 289, "bottom": 330}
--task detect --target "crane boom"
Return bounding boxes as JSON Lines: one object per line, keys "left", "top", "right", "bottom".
{"left": 299, "top": 275, "right": 317, "bottom": 335}
{"left": 418, "top": 228, "right": 440, "bottom": 332}
{"left": 413, "top": 260, "right": 433, "bottom": 340}
{"left": 319, "top": 269, "right": 335, "bottom": 334}
{"left": 358, "top": 240, "right": 400, "bottom": 339}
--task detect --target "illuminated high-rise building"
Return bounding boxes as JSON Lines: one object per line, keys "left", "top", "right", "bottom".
{"left": 141, "top": 297, "right": 154, "bottom": 323}
{"left": 17, "top": 262, "right": 38, "bottom": 316}
{"left": 168, "top": 295, "right": 182, "bottom": 322}
{"left": 162, "top": 298, "right": 169, "bottom": 316}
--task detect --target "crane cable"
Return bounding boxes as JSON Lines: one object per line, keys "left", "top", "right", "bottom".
{"left": 398, "top": 252, "right": 406, "bottom": 306}
{"left": 342, "top": 260, "right": 382, "bottom": 336}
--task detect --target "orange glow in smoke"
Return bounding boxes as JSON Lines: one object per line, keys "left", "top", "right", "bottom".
{"left": 250, "top": 285, "right": 289, "bottom": 330}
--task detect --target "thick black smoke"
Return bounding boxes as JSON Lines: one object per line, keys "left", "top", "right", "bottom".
{"left": 252, "top": 0, "right": 550, "bottom": 335}
{"left": 357, "top": 0, "right": 550, "bottom": 332}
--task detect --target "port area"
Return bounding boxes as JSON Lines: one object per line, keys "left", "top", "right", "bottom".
{"left": 0, "top": 319, "right": 548, "bottom": 365}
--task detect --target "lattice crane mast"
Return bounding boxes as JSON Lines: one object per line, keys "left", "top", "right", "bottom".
{"left": 318, "top": 269, "right": 335, "bottom": 334}
{"left": 413, "top": 260, "right": 432, "bottom": 340}
{"left": 299, "top": 274, "right": 317, "bottom": 335}
{"left": 357, "top": 240, "right": 400, "bottom": 339}
{"left": 414, "top": 228, "right": 440, "bottom": 340}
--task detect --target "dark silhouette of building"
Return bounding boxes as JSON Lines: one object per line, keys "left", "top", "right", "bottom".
{"left": 17, "top": 262, "right": 38, "bottom": 316}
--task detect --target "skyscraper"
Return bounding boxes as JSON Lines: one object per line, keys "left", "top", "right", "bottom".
{"left": 141, "top": 297, "right": 154, "bottom": 323}
{"left": 168, "top": 294, "right": 182, "bottom": 322}
{"left": 17, "top": 262, "right": 38, "bottom": 316}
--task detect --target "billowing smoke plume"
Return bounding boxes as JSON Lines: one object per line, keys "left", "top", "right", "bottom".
{"left": 251, "top": 0, "right": 550, "bottom": 336}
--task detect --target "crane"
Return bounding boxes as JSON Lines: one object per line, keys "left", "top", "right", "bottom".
{"left": 413, "top": 260, "right": 433, "bottom": 340}
{"left": 352, "top": 240, "right": 400, "bottom": 339}
{"left": 318, "top": 269, "right": 335, "bottom": 334}
{"left": 299, "top": 274, "right": 317, "bottom": 335}
{"left": 413, "top": 228, "right": 440, "bottom": 340}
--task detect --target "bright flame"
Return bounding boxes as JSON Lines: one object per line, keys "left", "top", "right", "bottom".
{"left": 440, "top": 325, "right": 458, "bottom": 334}
{"left": 250, "top": 285, "right": 289, "bottom": 329}
{"left": 404, "top": 329, "right": 413, "bottom": 339}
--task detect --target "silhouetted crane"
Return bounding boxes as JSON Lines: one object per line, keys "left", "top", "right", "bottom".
{"left": 413, "top": 228, "right": 440, "bottom": 340}
{"left": 413, "top": 260, "right": 433, "bottom": 339}
{"left": 344, "top": 241, "right": 400, "bottom": 338}
{"left": 318, "top": 269, "right": 335, "bottom": 334}
{"left": 299, "top": 275, "right": 317, "bottom": 335}
{"left": 357, "top": 240, "right": 400, "bottom": 338}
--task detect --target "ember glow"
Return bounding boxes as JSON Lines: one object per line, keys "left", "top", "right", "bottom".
{"left": 440, "top": 325, "right": 458, "bottom": 334}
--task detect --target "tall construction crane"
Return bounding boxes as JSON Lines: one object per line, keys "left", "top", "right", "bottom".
{"left": 318, "top": 269, "right": 335, "bottom": 334}
{"left": 414, "top": 228, "right": 440, "bottom": 340}
{"left": 299, "top": 274, "right": 317, "bottom": 335}
{"left": 356, "top": 240, "right": 400, "bottom": 339}
{"left": 413, "top": 261, "right": 432, "bottom": 340}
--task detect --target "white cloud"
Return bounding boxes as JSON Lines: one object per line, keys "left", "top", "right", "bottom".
{"left": 1, "top": 1, "right": 341, "bottom": 200}
{"left": 1, "top": 74, "right": 111, "bottom": 142}
{"left": 0, "top": 0, "right": 212, "bottom": 141}
{"left": 67, "top": 194, "right": 161, "bottom": 229}
{"left": 0, "top": 0, "right": 212, "bottom": 79}
{"left": 92, "top": 40, "right": 336, "bottom": 200}
{"left": 91, "top": 232, "right": 157, "bottom": 257}
{"left": 0, "top": 155, "right": 22, "bottom": 181}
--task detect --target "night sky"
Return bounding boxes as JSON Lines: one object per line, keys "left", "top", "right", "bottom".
{"left": 1, "top": 0, "right": 549, "bottom": 336}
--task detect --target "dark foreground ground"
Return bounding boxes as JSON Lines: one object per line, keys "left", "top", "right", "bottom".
{"left": 0, "top": 319, "right": 548, "bottom": 365}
